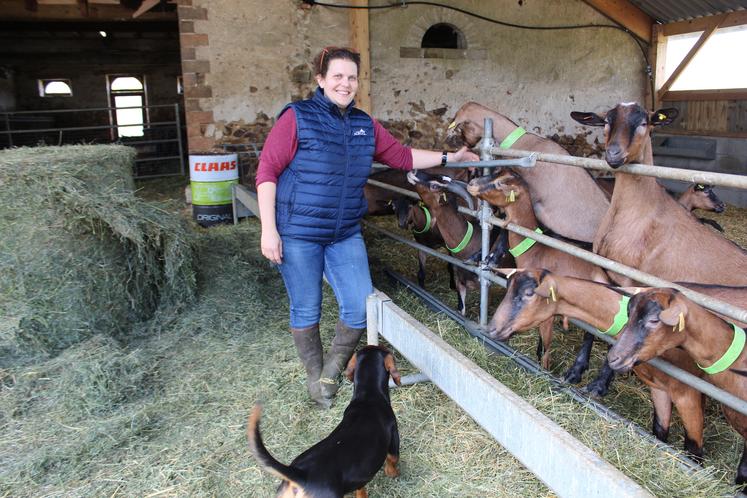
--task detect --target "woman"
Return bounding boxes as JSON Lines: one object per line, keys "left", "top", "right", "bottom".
{"left": 256, "top": 46, "right": 478, "bottom": 407}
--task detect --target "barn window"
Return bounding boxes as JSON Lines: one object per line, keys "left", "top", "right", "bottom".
{"left": 664, "top": 24, "right": 747, "bottom": 91}
{"left": 421, "top": 23, "right": 465, "bottom": 49}
{"left": 38, "top": 79, "right": 73, "bottom": 97}
{"left": 108, "top": 75, "right": 146, "bottom": 138}
{"left": 655, "top": 14, "right": 747, "bottom": 104}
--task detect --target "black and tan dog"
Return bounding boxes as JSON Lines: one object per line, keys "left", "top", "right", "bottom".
{"left": 248, "top": 345, "right": 402, "bottom": 498}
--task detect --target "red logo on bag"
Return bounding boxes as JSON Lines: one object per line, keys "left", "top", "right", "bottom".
{"left": 193, "top": 161, "right": 237, "bottom": 172}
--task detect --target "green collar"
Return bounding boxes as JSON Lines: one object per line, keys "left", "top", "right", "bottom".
{"left": 412, "top": 204, "right": 431, "bottom": 234}
{"left": 509, "top": 227, "right": 542, "bottom": 258}
{"left": 499, "top": 127, "right": 527, "bottom": 149}
{"left": 600, "top": 295, "right": 630, "bottom": 336}
{"left": 447, "top": 221, "right": 473, "bottom": 254}
{"left": 698, "top": 324, "right": 746, "bottom": 375}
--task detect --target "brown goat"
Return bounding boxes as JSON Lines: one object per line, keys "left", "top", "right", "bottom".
{"left": 571, "top": 103, "right": 747, "bottom": 287}
{"left": 446, "top": 101, "right": 610, "bottom": 243}
{"left": 467, "top": 170, "right": 608, "bottom": 369}
{"left": 490, "top": 269, "right": 707, "bottom": 459}
{"left": 364, "top": 167, "right": 471, "bottom": 216}
{"left": 407, "top": 169, "right": 482, "bottom": 316}
{"left": 608, "top": 287, "right": 747, "bottom": 484}
{"left": 392, "top": 197, "right": 453, "bottom": 289}
{"left": 678, "top": 183, "right": 725, "bottom": 213}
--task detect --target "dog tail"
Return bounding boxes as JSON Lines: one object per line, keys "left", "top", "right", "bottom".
{"left": 247, "top": 404, "right": 306, "bottom": 487}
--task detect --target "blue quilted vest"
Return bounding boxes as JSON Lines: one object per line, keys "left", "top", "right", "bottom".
{"left": 275, "top": 87, "right": 375, "bottom": 243}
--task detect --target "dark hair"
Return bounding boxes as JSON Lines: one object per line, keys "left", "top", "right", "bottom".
{"left": 313, "top": 46, "right": 360, "bottom": 77}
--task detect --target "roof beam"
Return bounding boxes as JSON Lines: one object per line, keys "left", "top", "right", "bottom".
{"left": 582, "top": 0, "right": 653, "bottom": 42}
{"left": 132, "top": 0, "right": 160, "bottom": 18}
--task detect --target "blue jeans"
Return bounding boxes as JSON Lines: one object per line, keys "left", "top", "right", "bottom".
{"left": 277, "top": 232, "right": 373, "bottom": 329}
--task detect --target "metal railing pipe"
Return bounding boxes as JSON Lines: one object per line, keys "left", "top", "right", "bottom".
{"left": 569, "top": 319, "right": 747, "bottom": 416}
{"left": 490, "top": 148, "right": 747, "bottom": 190}
{"left": 0, "top": 104, "right": 176, "bottom": 115}
{"left": 366, "top": 220, "right": 747, "bottom": 418}
{"left": 366, "top": 176, "right": 747, "bottom": 324}
{"left": 479, "top": 213, "right": 747, "bottom": 325}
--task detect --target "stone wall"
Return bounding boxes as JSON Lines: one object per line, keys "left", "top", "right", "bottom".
{"left": 178, "top": 0, "right": 646, "bottom": 160}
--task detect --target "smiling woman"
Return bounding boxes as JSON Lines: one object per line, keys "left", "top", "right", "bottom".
{"left": 253, "top": 45, "right": 478, "bottom": 408}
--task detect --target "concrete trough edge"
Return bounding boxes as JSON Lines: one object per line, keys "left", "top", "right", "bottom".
{"left": 368, "top": 290, "right": 652, "bottom": 498}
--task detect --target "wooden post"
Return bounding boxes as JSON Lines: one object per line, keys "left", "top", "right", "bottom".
{"left": 649, "top": 24, "right": 666, "bottom": 110}
{"left": 349, "top": 0, "right": 371, "bottom": 114}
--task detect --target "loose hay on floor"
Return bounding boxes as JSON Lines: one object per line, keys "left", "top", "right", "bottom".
{"left": 1, "top": 169, "right": 745, "bottom": 496}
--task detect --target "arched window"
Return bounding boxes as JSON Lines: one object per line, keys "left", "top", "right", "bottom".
{"left": 108, "top": 75, "right": 146, "bottom": 138}
{"left": 421, "top": 23, "right": 466, "bottom": 49}
{"left": 39, "top": 79, "right": 73, "bottom": 97}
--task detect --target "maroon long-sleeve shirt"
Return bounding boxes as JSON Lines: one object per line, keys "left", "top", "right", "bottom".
{"left": 255, "top": 108, "right": 414, "bottom": 186}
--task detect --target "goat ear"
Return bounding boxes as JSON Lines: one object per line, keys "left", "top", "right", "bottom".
{"left": 570, "top": 111, "right": 606, "bottom": 127}
{"left": 344, "top": 353, "right": 357, "bottom": 381}
{"left": 535, "top": 274, "right": 558, "bottom": 300}
{"left": 651, "top": 108, "right": 678, "bottom": 127}
{"left": 384, "top": 353, "right": 401, "bottom": 386}
{"left": 659, "top": 301, "right": 687, "bottom": 327}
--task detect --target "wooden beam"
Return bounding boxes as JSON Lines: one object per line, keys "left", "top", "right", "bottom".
{"left": 348, "top": 0, "right": 371, "bottom": 114}
{"left": 132, "top": 0, "right": 160, "bottom": 19}
{"left": 661, "top": 89, "right": 747, "bottom": 102}
{"left": 582, "top": 0, "right": 652, "bottom": 42}
{"left": 656, "top": 14, "right": 726, "bottom": 101}
{"left": 663, "top": 11, "right": 747, "bottom": 36}
{"left": 1, "top": 2, "right": 175, "bottom": 21}
{"left": 649, "top": 24, "right": 667, "bottom": 109}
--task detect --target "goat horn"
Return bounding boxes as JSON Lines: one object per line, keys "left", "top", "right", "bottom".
{"left": 444, "top": 180, "right": 475, "bottom": 211}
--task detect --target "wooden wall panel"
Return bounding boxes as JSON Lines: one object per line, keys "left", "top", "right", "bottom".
{"left": 663, "top": 100, "right": 747, "bottom": 137}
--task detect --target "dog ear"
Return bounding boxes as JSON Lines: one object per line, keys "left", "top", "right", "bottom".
{"left": 344, "top": 353, "right": 358, "bottom": 381}
{"left": 384, "top": 353, "right": 401, "bottom": 386}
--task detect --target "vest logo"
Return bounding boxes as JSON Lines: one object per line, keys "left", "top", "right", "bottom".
{"left": 353, "top": 128, "right": 367, "bottom": 136}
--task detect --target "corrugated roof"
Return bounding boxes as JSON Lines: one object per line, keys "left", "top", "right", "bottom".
{"left": 628, "top": 0, "right": 747, "bottom": 23}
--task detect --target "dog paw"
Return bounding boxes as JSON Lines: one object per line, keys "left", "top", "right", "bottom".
{"left": 384, "top": 463, "right": 400, "bottom": 478}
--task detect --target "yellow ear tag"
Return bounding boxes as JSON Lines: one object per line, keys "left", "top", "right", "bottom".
{"left": 510, "top": 190, "right": 516, "bottom": 203}
{"left": 441, "top": 192, "right": 447, "bottom": 203}
{"left": 550, "top": 286, "right": 557, "bottom": 302}
{"left": 677, "top": 312, "right": 685, "bottom": 332}
{"left": 657, "top": 113, "right": 666, "bottom": 121}
{"left": 448, "top": 121, "right": 456, "bottom": 130}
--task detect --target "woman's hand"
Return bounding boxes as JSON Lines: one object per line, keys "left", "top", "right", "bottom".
{"left": 451, "top": 145, "right": 479, "bottom": 163}
{"left": 261, "top": 228, "right": 283, "bottom": 264}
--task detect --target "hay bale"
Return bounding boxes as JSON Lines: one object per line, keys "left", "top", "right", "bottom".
{"left": 0, "top": 145, "right": 196, "bottom": 356}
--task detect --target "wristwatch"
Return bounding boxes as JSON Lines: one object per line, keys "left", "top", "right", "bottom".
{"left": 440, "top": 151, "right": 448, "bottom": 166}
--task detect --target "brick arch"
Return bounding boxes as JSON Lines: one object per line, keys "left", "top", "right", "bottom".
{"left": 402, "top": 9, "right": 482, "bottom": 50}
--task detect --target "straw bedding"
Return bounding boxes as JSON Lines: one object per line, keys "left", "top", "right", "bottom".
{"left": 0, "top": 149, "right": 745, "bottom": 496}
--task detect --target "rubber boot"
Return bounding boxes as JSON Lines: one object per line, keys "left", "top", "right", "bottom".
{"left": 319, "top": 320, "right": 365, "bottom": 400}
{"left": 290, "top": 324, "right": 331, "bottom": 408}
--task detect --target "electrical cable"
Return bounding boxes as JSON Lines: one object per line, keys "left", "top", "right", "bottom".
{"left": 304, "top": 0, "right": 656, "bottom": 109}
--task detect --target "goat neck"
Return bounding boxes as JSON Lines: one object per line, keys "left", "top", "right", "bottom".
{"left": 447, "top": 101, "right": 523, "bottom": 148}
{"left": 678, "top": 300, "right": 745, "bottom": 378}
{"left": 543, "top": 276, "right": 628, "bottom": 331}
{"left": 415, "top": 188, "right": 477, "bottom": 256}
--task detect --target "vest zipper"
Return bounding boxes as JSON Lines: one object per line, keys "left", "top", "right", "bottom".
{"left": 335, "top": 109, "right": 351, "bottom": 240}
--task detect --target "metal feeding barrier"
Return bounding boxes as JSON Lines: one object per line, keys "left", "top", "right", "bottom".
{"left": 0, "top": 104, "right": 185, "bottom": 179}
{"left": 364, "top": 116, "right": 747, "bottom": 418}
